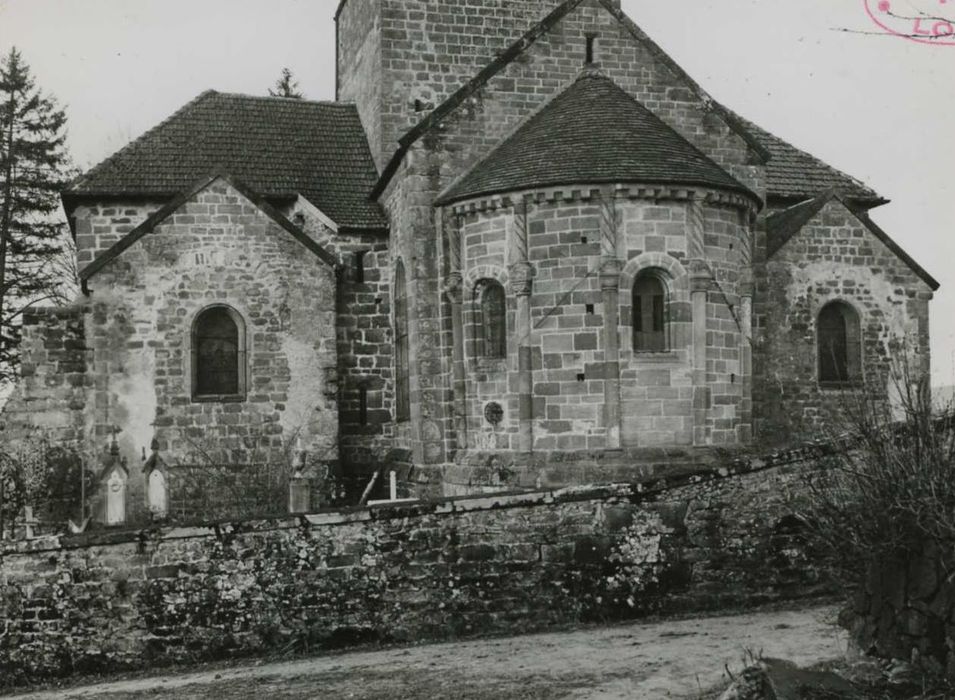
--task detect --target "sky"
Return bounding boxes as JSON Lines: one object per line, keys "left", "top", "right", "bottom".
{"left": 1, "top": 0, "right": 953, "bottom": 383}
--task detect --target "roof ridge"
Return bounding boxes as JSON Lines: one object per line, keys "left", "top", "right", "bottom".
{"left": 210, "top": 91, "right": 351, "bottom": 107}
{"left": 69, "top": 90, "right": 219, "bottom": 192}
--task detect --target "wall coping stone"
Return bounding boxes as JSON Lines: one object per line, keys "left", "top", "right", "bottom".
{"left": 0, "top": 438, "right": 836, "bottom": 559}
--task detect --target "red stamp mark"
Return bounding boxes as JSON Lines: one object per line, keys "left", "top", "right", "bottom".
{"left": 864, "top": 0, "right": 955, "bottom": 44}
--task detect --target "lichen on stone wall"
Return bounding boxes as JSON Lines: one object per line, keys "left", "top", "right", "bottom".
{"left": 605, "top": 511, "right": 674, "bottom": 609}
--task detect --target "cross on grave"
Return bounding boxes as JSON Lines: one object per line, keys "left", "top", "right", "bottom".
{"left": 21, "top": 505, "right": 38, "bottom": 540}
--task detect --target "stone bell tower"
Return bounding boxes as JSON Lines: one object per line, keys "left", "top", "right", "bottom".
{"left": 335, "top": 0, "right": 612, "bottom": 169}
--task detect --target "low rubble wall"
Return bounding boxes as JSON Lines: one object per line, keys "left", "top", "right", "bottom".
{"left": 0, "top": 449, "right": 833, "bottom": 687}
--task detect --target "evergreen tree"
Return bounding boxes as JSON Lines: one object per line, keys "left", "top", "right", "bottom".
{"left": 0, "top": 48, "right": 74, "bottom": 386}
{"left": 269, "top": 67, "right": 304, "bottom": 99}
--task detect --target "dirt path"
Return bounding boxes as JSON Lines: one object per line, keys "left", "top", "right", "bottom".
{"left": 8, "top": 605, "right": 845, "bottom": 699}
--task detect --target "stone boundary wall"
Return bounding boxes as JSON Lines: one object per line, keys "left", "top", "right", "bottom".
{"left": 843, "top": 544, "right": 955, "bottom": 678}
{"left": 0, "top": 451, "right": 833, "bottom": 687}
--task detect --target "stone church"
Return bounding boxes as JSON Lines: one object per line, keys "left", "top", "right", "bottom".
{"left": 1, "top": 0, "right": 937, "bottom": 508}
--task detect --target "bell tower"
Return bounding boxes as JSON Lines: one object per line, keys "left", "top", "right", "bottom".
{"left": 335, "top": 0, "right": 580, "bottom": 169}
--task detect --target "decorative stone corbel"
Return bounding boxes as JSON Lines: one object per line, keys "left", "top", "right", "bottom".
{"left": 443, "top": 271, "right": 464, "bottom": 304}
{"left": 508, "top": 261, "right": 535, "bottom": 297}
{"left": 600, "top": 258, "right": 625, "bottom": 291}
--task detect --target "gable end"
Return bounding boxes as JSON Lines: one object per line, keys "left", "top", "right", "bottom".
{"left": 79, "top": 174, "right": 339, "bottom": 283}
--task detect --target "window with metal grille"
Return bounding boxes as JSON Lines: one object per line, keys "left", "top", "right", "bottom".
{"left": 476, "top": 279, "right": 507, "bottom": 359}
{"left": 394, "top": 261, "right": 411, "bottom": 421}
{"left": 632, "top": 271, "right": 667, "bottom": 353}
{"left": 193, "top": 306, "right": 245, "bottom": 400}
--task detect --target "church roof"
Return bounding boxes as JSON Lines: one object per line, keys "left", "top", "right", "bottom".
{"left": 437, "top": 71, "right": 757, "bottom": 206}
{"left": 735, "top": 115, "right": 882, "bottom": 205}
{"left": 374, "top": 0, "right": 884, "bottom": 211}
{"left": 64, "top": 91, "right": 387, "bottom": 231}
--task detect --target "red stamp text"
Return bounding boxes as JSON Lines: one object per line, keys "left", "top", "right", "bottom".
{"left": 864, "top": 0, "right": 955, "bottom": 45}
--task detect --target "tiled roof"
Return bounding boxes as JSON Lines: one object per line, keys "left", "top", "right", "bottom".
{"left": 733, "top": 114, "right": 882, "bottom": 203}
{"left": 438, "top": 71, "right": 757, "bottom": 206}
{"left": 65, "top": 91, "right": 387, "bottom": 231}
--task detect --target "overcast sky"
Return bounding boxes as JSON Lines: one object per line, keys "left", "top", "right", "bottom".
{"left": 2, "top": 0, "right": 953, "bottom": 383}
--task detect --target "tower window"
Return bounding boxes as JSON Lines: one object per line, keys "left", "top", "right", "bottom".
{"left": 586, "top": 35, "right": 596, "bottom": 64}
{"left": 192, "top": 306, "right": 246, "bottom": 400}
{"left": 359, "top": 386, "right": 369, "bottom": 426}
{"left": 355, "top": 251, "right": 366, "bottom": 283}
{"left": 632, "top": 270, "right": 667, "bottom": 353}
{"left": 818, "top": 301, "right": 862, "bottom": 385}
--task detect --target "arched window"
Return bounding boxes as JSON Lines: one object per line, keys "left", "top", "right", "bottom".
{"left": 476, "top": 279, "right": 507, "bottom": 359}
{"left": 192, "top": 306, "right": 246, "bottom": 400}
{"left": 632, "top": 270, "right": 667, "bottom": 353}
{"left": 394, "top": 261, "right": 411, "bottom": 422}
{"left": 818, "top": 301, "right": 862, "bottom": 384}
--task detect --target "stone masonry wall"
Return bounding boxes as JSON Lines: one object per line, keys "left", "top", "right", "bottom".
{"left": 72, "top": 180, "right": 339, "bottom": 518}
{"left": 753, "top": 200, "right": 933, "bottom": 444}
{"left": 0, "top": 306, "right": 89, "bottom": 446}
{"left": 73, "top": 201, "right": 167, "bottom": 269}
{"left": 337, "top": 1, "right": 752, "bottom": 189}
{"left": 373, "top": 0, "right": 765, "bottom": 485}
{"left": 336, "top": 0, "right": 383, "bottom": 169}
{"left": 843, "top": 543, "right": 955, "bottom": 679}
{"left": 282, "top": 201, "right": 395, "bottom": 480}
{"left": 0, "top": 451, "right": 831, "bottom": 687}
{"left": 453, "top": 192, "right": 750, "bottom": 455}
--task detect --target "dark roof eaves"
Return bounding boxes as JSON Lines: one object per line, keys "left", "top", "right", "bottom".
{"left": 437, "top": 73, "right": 762, "bottom": 209}
{"left": 854, "top": 209, "right": 940, "bottom": 292}
{"left": 766, "top": 191, "right": 832, "bottom": 256}
{"left": 436, "top": 177, "right": 760, "bottom": 209}
{"left": 79, "top": 174, "right": 338, "bottom": 282}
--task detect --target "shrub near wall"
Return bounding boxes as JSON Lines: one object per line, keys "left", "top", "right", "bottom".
{"left": 0, "top": 453, "right": 831, "bottom": 688}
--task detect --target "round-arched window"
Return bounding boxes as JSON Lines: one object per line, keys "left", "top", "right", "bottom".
{"left": 632, "top": 270, "right": 667, "bottom": 353}
{"left": 817, "top": 301, "right": 862, "bottom": 385}
{"left": 476, "top": 279, "right": 507, "bottom": 359}
{"left": 192, "top": 306, "right": 246, "bottom": 399}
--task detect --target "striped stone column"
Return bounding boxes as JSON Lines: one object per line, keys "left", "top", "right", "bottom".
{"left": 687, "top": 194, "right": 705, "bottom": 260}
{"left": 599, "top": 190, "right": 624, "bottom": 450}
{"left": 689, "top": 259, "right": 711, "bottom": 446}
{"left": 509, "top": 197, "right": 535, "bottom": 455}
{"left": 738, "top": 268, "right": 754, "bottom": 443}
{"left": 441, "top": 209, "right": 468, "bottom": 450}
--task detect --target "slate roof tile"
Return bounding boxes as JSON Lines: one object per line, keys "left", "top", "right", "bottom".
{"left": 733, "top": 114, "right": 882, "bottom": 203}
{"left": 65, "top": 91, "right": 387, "bottom": 231}
{"left": 437, "top": 71, "right": 757, "bottom": 206}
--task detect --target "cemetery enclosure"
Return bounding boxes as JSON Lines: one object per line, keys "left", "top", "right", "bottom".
{"left": 0, "top": 450, "right": 832, "bottom": 687}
